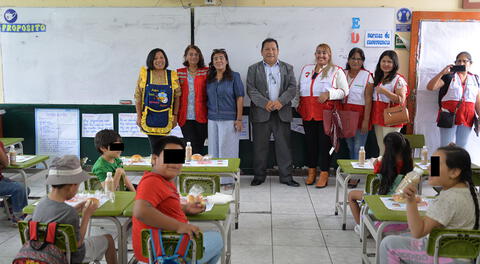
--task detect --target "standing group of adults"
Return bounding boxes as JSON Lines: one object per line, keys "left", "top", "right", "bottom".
{"left": 133, "top": 37, "right": 480, "bottom": 188}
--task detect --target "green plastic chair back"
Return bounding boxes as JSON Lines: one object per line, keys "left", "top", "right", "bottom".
{"left": 85, "top": 173, "right": 126, "bottom": 191}
{"left": 178, "top": 174, "right": 221, "bottom": 194}
{"left": 141, "top": 229, "right": 204, "bottom": 261}
{"left": 365, "top": 174, "right": 380, "bottom": 195}
{"left": 404, "top": 134, "right": 425, "bottom": 158}
{"left": 427, "top": 228, "right": 480, "bottom": 262}
{"left": 18, "top": 221, "right": 78, "bottom": 253}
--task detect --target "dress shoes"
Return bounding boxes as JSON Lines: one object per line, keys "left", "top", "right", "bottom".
{"left": 250, "top": 179, "right": 264, "bottom": 186}
{"left": 281, "top": 179, "right": 300, "bottom": 187}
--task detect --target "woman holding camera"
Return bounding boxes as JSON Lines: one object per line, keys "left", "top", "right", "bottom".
{"left": 426, "top": 51, "right": 480, "bottom": 147}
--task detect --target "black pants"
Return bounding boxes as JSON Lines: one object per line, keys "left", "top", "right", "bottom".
{"left": 147, "top": 135, "right": 164, "bottom": 153}
{"left": 303, "top": 120, "right": 332, "bottom": 171}
{"left": 180, "top": 120, "right": 208, "bottom": 155}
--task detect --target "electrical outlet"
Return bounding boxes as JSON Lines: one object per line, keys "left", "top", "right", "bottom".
{"left": 205, "top": 0, "right": 216, "bottom": 4}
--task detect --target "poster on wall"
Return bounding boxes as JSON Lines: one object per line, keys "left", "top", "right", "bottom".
{"left": 35, "top": 108, "right": 80, "bottom": 157}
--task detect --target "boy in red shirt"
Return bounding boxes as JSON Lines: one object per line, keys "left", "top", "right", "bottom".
{"left": 132, "top": 136, "right": 223, "bottom": 264}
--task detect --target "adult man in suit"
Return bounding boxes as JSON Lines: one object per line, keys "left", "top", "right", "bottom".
{"left": 247, "top": 38, "right": 299, "bottom": 187}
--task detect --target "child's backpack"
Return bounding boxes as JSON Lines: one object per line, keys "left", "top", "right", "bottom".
{"left": 12, "top": 221, "right": 68, "bottom": 264}
{"left": 149, "top": 229, "right": 191, "bottom": 264}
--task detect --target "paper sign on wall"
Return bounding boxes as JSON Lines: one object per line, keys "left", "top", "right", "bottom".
{"left": 240, "top": 115, "right": 249, "bottom": 140}
{"left": 35, "top": 108, "right": 80, "bottom": 157}
{"left": 81, "top": 114, "right": 114, "bottom": 137}
{"left": 118, "top": 113, "right": 147, "bottom": 138}
{"left": 365, "top": 31, "right": 392, "bottom": 48}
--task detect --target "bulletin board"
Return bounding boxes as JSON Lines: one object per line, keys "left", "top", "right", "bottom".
{"left": 408, "top": 11, "right": 480, "bottom": 165}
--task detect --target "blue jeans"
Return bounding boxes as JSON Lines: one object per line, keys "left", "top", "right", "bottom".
{"left": 439, "top": 125, "right": 472, "bottom": 148}
{"left": 0, "top": 177, "right": 27, "bottom": 213}
{"left": 345, "top": 129, "right": 369, "bottom": 159}
{"left": 198, "top": 231, "right": 223, "bottom": 264}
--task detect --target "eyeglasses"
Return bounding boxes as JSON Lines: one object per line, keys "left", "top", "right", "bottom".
{"left": 213, "top": 48, "right": 226, "bottom": 53}
{"left": 455, "top": 59, "right": 471, "bottom": 64}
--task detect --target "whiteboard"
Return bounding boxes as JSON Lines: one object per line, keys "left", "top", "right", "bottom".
{"left": 195, "top": 7, "right": 395, "bottom": 105}
{"left": 0, "top": 8, "right": 190, "bottom": 104}
{"left": 414, "top": 21, "right": 480, "bottom": 164}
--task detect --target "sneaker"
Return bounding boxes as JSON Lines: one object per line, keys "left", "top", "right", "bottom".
{"left": 354, "top": 224, "right": 361, "bottom": 236}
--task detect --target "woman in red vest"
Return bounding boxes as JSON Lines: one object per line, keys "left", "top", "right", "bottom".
{"left": 296, "top": 43, "right": 349, "bottom": 188}
{"left": 371, "top": 50, "right": 408, "bottom": 156}
{"left": 177, "top": 45, "right": 209, "bottom": 155}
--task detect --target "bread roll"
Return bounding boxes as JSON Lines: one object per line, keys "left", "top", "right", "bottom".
{"left": 131, "top": 154, "right": 143, "bottom": 162}
{"left": 191, "top": 154, "right": 203, "bottom": 161}
{"left": 85, "top": 197, "right": 99, "bottom": 207}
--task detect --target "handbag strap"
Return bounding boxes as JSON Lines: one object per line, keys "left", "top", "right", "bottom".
{"left": 454, "top": 74, "right": 467, "bottom": 113}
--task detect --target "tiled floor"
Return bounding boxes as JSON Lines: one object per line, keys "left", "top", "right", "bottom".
{"left": 0, "top": 171, "right": 436, "bottom": 264}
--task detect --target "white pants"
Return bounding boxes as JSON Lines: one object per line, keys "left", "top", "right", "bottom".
{"left": 374, "top": 125, "right": 401, "bottom": 156}
{"left": 82, "top": 235, "right": 109, "bottom": 262}
{"left": 207, "top": 120, "right": 240, "bottom": 158}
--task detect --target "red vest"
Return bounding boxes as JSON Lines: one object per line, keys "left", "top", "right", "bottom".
{"left": 177, "top": 67, "right": 208, "bottom": 127}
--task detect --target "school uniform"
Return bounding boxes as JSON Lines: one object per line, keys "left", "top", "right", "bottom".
{"left": 177, "top": 67, "right": 209, "bottom": 155}
{"left": 297, "top": 64, "right": 348, "bottom": 179}
{"left": 342, "top": 69, "right": 373, "bottom": 159}
{"left": 371, "top": 74, "right": 408, "bottom": 155}
{"left": 438, "top": 72, "right": 479, "bottom": 147}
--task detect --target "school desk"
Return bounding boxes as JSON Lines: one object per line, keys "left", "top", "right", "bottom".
{"left": 0, "top": 137, "right": 24, "bottom": 154}
{"left": 361, "top": 195, "right": 429, "bottom": 264}
{"left": 122, "top": 200, "right": 233, "bottom": 264}
{"left": 123, "top": 158, "right": 241, "bottom": 230}
{"left": 335, "top": 159, "right": 428, "bottom": 230}
{"left": 4, "top": 155, "right": 49, "bottom": 200}
{"left": 23, "top": 191, "right": 136, "bottom": 264}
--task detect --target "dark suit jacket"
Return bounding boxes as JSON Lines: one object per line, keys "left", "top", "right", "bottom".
{"left": 246, "top": 60, "right": 297, "bottom": 123}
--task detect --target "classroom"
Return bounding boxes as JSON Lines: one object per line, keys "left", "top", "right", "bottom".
{"left": 0, "top": 0, "right": 480, "bottom": 263}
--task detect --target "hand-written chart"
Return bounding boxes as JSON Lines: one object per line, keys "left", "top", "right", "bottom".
{"left": 118, "top": 113, "right": 147, "bottom": 138}
{"left": 35, "top": 108, "right": 80, "bottom": 157}
{"left": 82, "top": 113, "right": 114, "bottom": 137}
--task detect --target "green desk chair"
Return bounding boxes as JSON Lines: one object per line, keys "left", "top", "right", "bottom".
{"left": 365, "top": 174, "right": 380, "bottom": 195}
{"left": 427, "top": 228, "right": 480, "bottom": 264}
{"left": 178, "top": 174, "right": 221, "bottom": 194}
{"left": 404, "top": 134, "right": 426, "bottom": 158}
{"left": 141, "top": 229, "right": 204, "bottom": 264}
{"left": 17, "top": 221, "right": 100, "bottom": 264}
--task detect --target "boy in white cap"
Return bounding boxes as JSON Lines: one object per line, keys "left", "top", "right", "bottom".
{"left": 32, "top": 155, "right": 117, "bottom": 264}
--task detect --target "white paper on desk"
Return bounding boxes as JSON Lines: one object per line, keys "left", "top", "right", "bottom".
{"left": 180, "top": 196, "right": 214, "bottom": 212}
{"left": 380, "top": 196, "right": 434, "bottom": 211}
{"left": 184, "top": 160, "right": 229, "bottom": 167}
{"left": 351, "top": 161, "right": 374, "bottom": 169}
{"left": 64, "top": 192, "right": 109, "bottom": 208}
{"left": 121, "top": 156, "right": 151, "bottom": 166}
{"left": 35, "top": 108, "right": 80, "bottom": 157}
{"left": 207, "top": 193, "right": 234, "bottom": 204}
{"left": 118, "top": 113, "right": 148, "bottom": 138}
{"left": 415, "top": 162, "right": 430, "bottom": 170}
{"left": 15, "top": 155, "right": 36, "bottom": 163}
{"left": 82, "top": 114, "right": 114, "bottom": 138}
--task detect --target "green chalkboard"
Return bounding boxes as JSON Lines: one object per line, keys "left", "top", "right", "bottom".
{"left": 0, "top": 104, "right": 379, "bottom": 173}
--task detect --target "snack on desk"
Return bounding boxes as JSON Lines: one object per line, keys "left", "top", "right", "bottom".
{"left": 130, "top": 154, "right": 143, "bottom": 163}
{"left": 187, "top": 194, "right": 206, "bottom": 205}
{"left": 191, "top": 154, "right": 203, "bottom": 161}
{"left": 85, "top": 197, "right": 100, "bottom": 207}
{"left": 392, "top": 194, "right": 422, "bottom": 203}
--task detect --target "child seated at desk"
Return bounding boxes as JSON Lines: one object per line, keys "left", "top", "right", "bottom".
{"left": 132, "top": 136, "right": 223, "bottom": 264}
{"left": 379, "top": 144, "right": 479, "bottom": 264}
{"left": 0, "top": 141, "right": 28, "bottom": 224}
{"left": 92, "top": 129, "right": 135, "bottom": 192}
{"left": 348, "top": 132, "right": 413, "bottom": 235}
{"left": 32, "top": 155, "right": 117, "bottom": 264}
